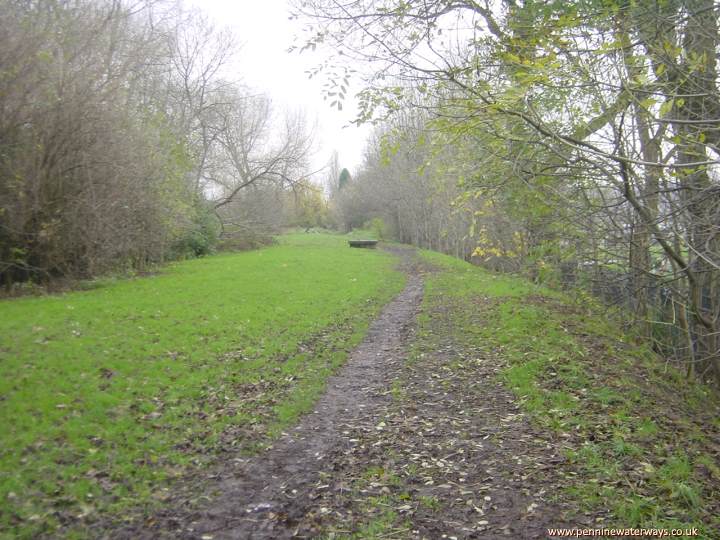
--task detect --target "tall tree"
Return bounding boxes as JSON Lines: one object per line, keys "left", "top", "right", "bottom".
{"left": 294, "top": 0, "right": 720, "bottom": 383}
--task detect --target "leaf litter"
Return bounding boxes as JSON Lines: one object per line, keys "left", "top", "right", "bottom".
{"left": 104, "top": 248, "right": 603, "bottom": 539}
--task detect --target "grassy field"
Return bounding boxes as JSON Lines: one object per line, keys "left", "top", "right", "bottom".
{"left": 4, "top": 235, "right": 718, "bottom": 538}
{"left": 0, "top": 233, "right": 405, "bottom": 538}
{"left": 416, "top": 249, "right": 720, "bottom": 537}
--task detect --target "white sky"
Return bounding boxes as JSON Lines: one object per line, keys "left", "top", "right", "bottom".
{"left": 186, "top": 0, "right": 370, "bottom": 180}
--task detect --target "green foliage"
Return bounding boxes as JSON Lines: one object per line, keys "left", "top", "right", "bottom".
{"left": 301, "top": 0, "right": 720, "bottom": 387}
{"left": 0, "top": 234, "right": 405, "bottom": 538}
{"left": 292, "top": 182, "right": 328, "bottom": 231}
{"left": 170, "top": 202, "right": 219, "bottom": 258}
{"left": 364, "top": 217, "right": 389, "bottom": 240}
{"left": 338, "top": 168, "right": 352, "bottom": 190}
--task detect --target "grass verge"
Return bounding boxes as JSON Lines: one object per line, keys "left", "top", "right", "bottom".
{"left": 417, "top": 249, "right": 720, "bottom": 537}
{"left": 0, "top": 233, "right": 405, "bottom": 538}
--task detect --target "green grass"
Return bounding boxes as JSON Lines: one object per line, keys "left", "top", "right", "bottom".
{"left": 326, "top": 466, "right": 411, "bottom": 539}
{"left": 0, "top": 233, "right": 405, "bottom": 538}
{"left": 416, "top": 249, "right": 720, "bottom": 537}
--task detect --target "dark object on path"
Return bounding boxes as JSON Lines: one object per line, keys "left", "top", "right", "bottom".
{"left": 348, "top": 239, "right": 378, "bottom": 248}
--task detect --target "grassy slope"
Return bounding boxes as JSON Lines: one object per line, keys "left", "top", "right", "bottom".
{"left": 418, "top": 249, "right": 720, "bottom": 537}
{"left": 0, "top": 233, "right": 405, "bottom": 538}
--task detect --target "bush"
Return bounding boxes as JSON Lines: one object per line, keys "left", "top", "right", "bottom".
{"left": 171, "top": 205, "right": 220, "bottom": 258}
{"left": 364, "top": 217, "right": 389, "bottom": 240}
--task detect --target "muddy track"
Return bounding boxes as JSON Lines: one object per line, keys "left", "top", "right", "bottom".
{"left": 116, "top": 247, "right": 424, "bottom": 539}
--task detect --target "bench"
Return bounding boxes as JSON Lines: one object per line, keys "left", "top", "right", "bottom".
{"left": 348, "top": 239, "right": 378, "bottom": 248}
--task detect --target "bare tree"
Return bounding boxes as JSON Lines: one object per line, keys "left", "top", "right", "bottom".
{"left": 0, "top": 0, "right": 316, "bottom": 287}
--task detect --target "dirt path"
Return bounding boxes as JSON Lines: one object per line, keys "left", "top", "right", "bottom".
{"left": 275, "top": 288, "right": 591, "bottom": 539}
{"left": 111, "top": 247, "right": 594, "bottom": 539}
{"left": 116, "top": 247, "right": 425, "bottom": 539}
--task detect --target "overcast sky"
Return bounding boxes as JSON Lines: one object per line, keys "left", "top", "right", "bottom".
{"left": 186, "top": 0, "right": 369, "bottom": 180}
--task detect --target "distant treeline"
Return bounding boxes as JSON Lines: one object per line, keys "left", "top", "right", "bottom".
{"left": 0, "top": 0, "right": 320, "bottom": 289}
